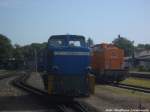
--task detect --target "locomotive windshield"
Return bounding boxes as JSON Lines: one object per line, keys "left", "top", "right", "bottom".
{"left": 69, "top": 40, "right": 81, "bottom": 47}
{"left": 49, "top": 38, "right": 65, "bottom": 47}
{"left": 48, "top": 35, "right": 86, "bottom": 47}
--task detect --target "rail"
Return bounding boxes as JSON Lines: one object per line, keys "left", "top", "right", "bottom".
{"left": 129, "top": 72, "right": 150, "bottom": 79}
{"left": 110, "top": 83, "right": 150, "bottom": 93}
{"left": 13, "top": 72, "right": 89, "bottom": 112}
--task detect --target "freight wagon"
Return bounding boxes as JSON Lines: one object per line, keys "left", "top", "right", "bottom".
{"left": 42, "top": 35, "right": 95, "bottom": 97}
{"left": 91, "top": 43, "right": 127, "bottom": 83}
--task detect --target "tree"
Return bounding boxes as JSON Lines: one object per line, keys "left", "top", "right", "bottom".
{"left": 136, "top": 44, "right": 150, "bottom": 51}
{"left": 86, "top": 37, "right": 94, "bottom": 47}
{"left": 13, "top": 44, "right": 24, "bottom": 60}
{"left": 20, "top": 42, "right": 47, "bottom": 61}
{"left": 0, "top": 34, "right": 13, "bottom": 60}
{"left": 20, "top": 42, "right": 47, "bottom": 70}
{"left": 112, "top": 35, "right": 134, "bottom": 56}
{"left": 136, "top": 44, "right": 145, "bottom": 49}
{"left": 144, "top": 44, "right": 150, "bottom": 50}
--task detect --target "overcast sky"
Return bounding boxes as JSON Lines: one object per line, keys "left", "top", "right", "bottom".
{"left": 0, "top": 0, "right": 150, "bottom": 45}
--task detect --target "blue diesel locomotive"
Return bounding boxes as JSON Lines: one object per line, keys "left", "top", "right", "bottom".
{"left": 43, "top": 35, "right": 94, "bottom": 97}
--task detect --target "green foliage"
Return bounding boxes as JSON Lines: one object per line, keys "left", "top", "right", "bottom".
{"left": 121, "top": 77, "right": 150, "bottom": 88}
{"left": 136, "top": 44, "right": 150, "bottom": 50}
{"left": 130, "top": 66, "right": 150, "bottom": 72}
{"left": 138, "top": 66, "right": 145, "bottom": 72}
{"left": 112, "top": 35, "right": 134, "bottom": 56}
{"left": 0, "top": 34, "right": 13, "bottom": 60}
{"left": 86, "top": 37, "right": 94, "bottom": 47}
{"left": 20, "top": 42, "right": 47, "bottom": 61}
{"left": 136, "top": 44, "right": 145, "bottom": 49}
{"left": 0, "top": 33, "right": 47, "bottom": 69}
{"left": 13, "top": 44, "right": 24, "bottom": 60}
{"left": 147, "top": 68, "right": 150, "bottom": 72}
{"left": 145, "top": 44, "right": 150, "bottom": 50}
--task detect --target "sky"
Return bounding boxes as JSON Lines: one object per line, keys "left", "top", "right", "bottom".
{"left": 0, "top": 0, "right": 150, "bottom": 45}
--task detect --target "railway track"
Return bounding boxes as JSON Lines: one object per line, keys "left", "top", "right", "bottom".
{"left": 111, "top": 83, "right": 150, "bottom": 93}
{"left": 129, "top": 72, "right": 150, "bottom": 79}
{"left": 0, "top": 71, "right": 21, "bottom": 80}
{"left": 13, "top": 73, "right": 89, "bottom": 112}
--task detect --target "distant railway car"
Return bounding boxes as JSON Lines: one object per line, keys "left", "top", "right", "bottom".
{"left": 42, "top": 35, "right": 95, "bottom": 97}
{"left": 91, "top": 43, "right": 127, "bottom": 83}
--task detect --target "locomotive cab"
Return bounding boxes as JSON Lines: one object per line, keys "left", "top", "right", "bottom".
{"left": 43, "top": 35, "right": 94, "bottom": 97}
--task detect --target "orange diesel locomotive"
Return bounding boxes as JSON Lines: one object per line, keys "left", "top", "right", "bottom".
{"left": 91, "top": 43, "right": 127, "bottom": 83}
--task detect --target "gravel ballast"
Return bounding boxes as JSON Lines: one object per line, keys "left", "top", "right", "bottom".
{"left": 0, "top": 75, "right": 28, "bottom": 96}
{"left": 81, "top": 85, "right": 150, "bottom": 112}
{"left": 0, "top": 71, "right": 56, "bottom": 111}
{"left": 26, "top": 72, "right": 45, "bottom": 91}
{"left": 26, "top": 72, "right": 150, "bottom": 112}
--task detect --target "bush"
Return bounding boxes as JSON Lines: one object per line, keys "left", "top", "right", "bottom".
{"left": 138, "top": 66, "right": 146, "bottom": 72}
{"left": 147, "top": 68, "right": 150, "bottom": 72}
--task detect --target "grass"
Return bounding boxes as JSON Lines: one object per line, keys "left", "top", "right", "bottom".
{"left": 129, "top": 68, "right": 139, "bottom": 72}
{"left": 95, "top": 78, "right": 150, "bottom": 102}
{"left": 0, "top": 69, "right": 7, "bottom": 73}
{"left": 96, "top": 85, "right": 150, "bottom": 102}
{"left": 129, "top": 67, "right": 150, "bottom": 72}
{"left": 0, "top": 70, "right": 9, "bottom": 75}
{"left": 0, "top": 70, "right": 18, "bottom": 77}
{"left": 120, "top": 77, "right": 150, "bottom": 88}
{"left": 130, "top": 71, "right": 150, "bottom": 75}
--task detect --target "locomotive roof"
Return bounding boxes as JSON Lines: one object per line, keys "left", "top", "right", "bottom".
{"left": 48, "top": 35, "right": 85, "bottom": 41}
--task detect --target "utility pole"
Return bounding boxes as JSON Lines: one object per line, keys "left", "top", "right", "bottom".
{"left": 34, "top": 49, "right": 37, "bottom": 72}
{"left": 132, "top": 41, "right": 135, "bottom": 67}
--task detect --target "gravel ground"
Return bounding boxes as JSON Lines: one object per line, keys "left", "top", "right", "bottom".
{"left": 27, "top": 72, "right": 100, "bottom": 112}
{"left": 26, "top": 72, "right": 45, "bottom": 91}
{"left": 0, "top": 70, "right": 10, "bottom": 76}
{"left": 0, "top": 95, "right": 57, "bottom": 112}
{"left": 26, "top": 72, "right": 150, "bottom": 112}
{"left": 0, "top": 71, "right": 58, "bottom": 112}
{"left": 0, "top": 70, "right": 6, "bottom": 73}
{"left": 0, "top": 75, "right": 28, "bottom": 96}
{"left": 81, "top": 85, "right": 150, "bottom": 112}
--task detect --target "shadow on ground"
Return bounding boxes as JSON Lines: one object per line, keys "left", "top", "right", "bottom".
{"left": 0, "top": 94, "right": 54, "bottom": 111}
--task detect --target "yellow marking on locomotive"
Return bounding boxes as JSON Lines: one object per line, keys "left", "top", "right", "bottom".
{"left": 88, "top": 74, "right": 95, "bottom": 94}
{"left": 48, "top": 75, "right": 54, "bottom": 94}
